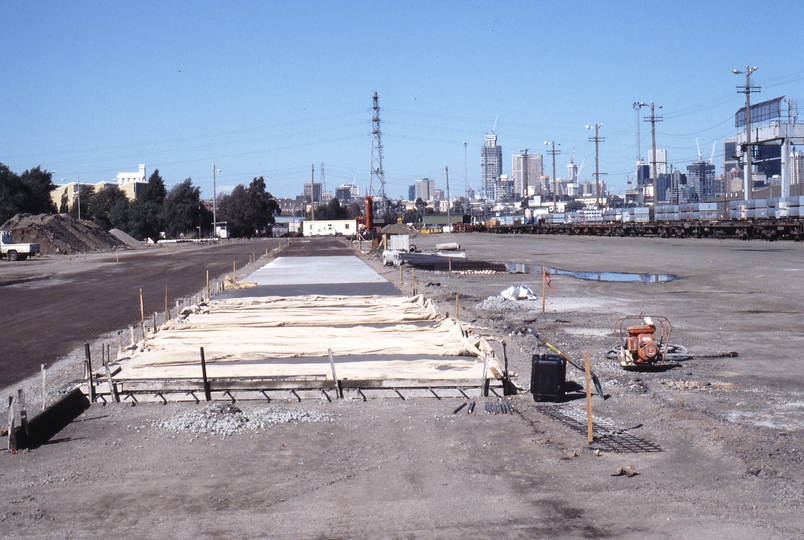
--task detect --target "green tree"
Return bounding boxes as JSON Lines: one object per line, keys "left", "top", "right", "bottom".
{"left": 0, "top": 164, "right": 57, "bottom": 222}
{"left": 126, "top": 201, "right": 161, "bottom": 241}
{"left": 88, "top": 186, "right": 129, "bottom": 230}
{"left": 59, "top": 191, "right": 69, "bottom": 214}
{"left": 402, "top": 209, "right": 421, "bottom": 223}
{"left": 564, "top": 200, "right": 585, "bottom": 212}
{"left": 140, "top": 169, "right": 166, "bottom": 205}
{"left": 219, "top": 176, "right": 281, "bottom": 237}
{"left": 218, "top": 184, "right": 250, "bottom": 237}
{"left": 160, "top": 178, "right": 202, "bottom": 238}
{"left": 345, "top": 201, "right": 363, "bottom": 219}
{"left": 313, "top": 198, "right": 349, "bottom": 220}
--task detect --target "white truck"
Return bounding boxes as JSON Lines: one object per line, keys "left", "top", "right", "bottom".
{"left": 1, "top": 231, "right": 40, "bottom": 261}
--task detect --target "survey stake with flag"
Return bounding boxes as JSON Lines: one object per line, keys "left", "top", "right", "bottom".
{"left": 541, "top": 266, "right": 554, "bottom": 314}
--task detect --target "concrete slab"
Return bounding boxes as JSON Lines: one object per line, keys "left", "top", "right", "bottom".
{"left": 250, "top": 256, "right": 388, "bottom": 285}
{"left": 220, "top": 255, "right": 400, "bottom": 298}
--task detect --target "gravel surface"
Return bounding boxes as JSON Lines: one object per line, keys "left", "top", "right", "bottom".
{"left": 2, "top": 234, "right": 804, "bottom": 539}
{"left": 150, "top": 404, "right": 335, "bottom": 436}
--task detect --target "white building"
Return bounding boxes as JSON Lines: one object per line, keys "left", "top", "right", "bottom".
{"left": 647, "top": 149, "right": 667, "bottom": 176}
{"left": 117, "top": 164, "right": 147, "bottom": 185}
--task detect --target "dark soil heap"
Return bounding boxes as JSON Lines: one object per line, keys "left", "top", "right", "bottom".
{"left": 0, "top": 213, "right": 127, "bottom": 254}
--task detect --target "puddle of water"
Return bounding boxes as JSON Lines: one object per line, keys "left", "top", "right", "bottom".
{"left": 503, "top": 262, "right": 678, "bottom": 283}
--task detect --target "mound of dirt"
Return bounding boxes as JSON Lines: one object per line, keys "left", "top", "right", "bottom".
{"left": 1, "top": 213, "right": 127, "bottom": 255}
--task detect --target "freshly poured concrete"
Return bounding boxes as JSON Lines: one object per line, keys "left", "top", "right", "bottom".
{"left": 220, "top": 256, "right": 400, "bottom": 298}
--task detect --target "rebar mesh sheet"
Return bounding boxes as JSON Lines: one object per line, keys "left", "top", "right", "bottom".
{"left": 535, "top": 403, "right": 662, "bottom": 453}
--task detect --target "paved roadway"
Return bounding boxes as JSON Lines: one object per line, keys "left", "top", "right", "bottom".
{"left": 0, "top": 239, "right": 282, "bottom": 388}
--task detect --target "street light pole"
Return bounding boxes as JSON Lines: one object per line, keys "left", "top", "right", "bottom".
{"left": 734, "top": 65, "right": 759, "bottom": 200}
{"left": 544, "top": 141, "right": 561, "bottom": 212}
{"left": 76, "top": 173, "right": 81, "bottom": 220}
{"left": 644, "top": 102, "right": 663, "bottom": 193}
{"left": 212, "top": 165, "right": 220, "bottom": 238}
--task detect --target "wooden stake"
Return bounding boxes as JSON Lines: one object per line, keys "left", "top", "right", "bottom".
{"left": 7, "top": 395, "right": 16, "bottom": 452}
{"left": 328, "top": 349, "right": 343, "bottom": 399}
{"left": 448, "top": 256, "right": 452, "bottom": 275}
{"left": 84, "top": 343, "right": 95, "bottom": 402}
{"left": 104, "top": 346, "right": 120, "bottom": 403}
{"left": 129, "top": 325, "right": 135, "bottom": 346}
{"left": 455, "top": 293, "right": 460, "bottom": 320}
{"left": 164, "top": 285, "right": 169, "bottom": 322}
{"left": 232, "top": 261, "right": 236, "bottom": 283}
{"left": 153, "top": 312, "right": 158, "bottom": 333}
{"left": 206, "top": 270, "right": 209, "bottom": 300}
{"left": 200, "top": 347, "right": 211, "bottom": 402}
{"left": 480, "top": 353, "right": 490, "bottom": 397}
{"left": 17, "top": 389, "right": 28, "bottom": 436}
{"left": 41, "top": 364, "right": 47, "bottom": 411}
{"left": 585, "top": 352, "right": 594, "bottom": 443}
{"left": 139, "top": 288, "right": 145, "bottom": 322}
{"left": 542, "top": 266, "right": 547, "bottom": 314}
{"left": 412, "top": 268, "right": 417, "bottom": 296}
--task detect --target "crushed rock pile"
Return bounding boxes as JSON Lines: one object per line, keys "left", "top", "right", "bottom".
{"left": 150, "top": 403, "right": 335, "bottom": 437}
{"left": 476, "top": 295, "right": 538, "bottom": 312}
{"left": 0, "top": 213, "right": 127, "bottom": 255}
{"left": 109, "top": 228, "right": 142, "bottom": 248}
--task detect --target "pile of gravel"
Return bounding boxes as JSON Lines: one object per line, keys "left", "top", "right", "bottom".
{"left": 150, "top": 403, "right": 334, "bottom": 436}
{"left": 476, "top": 295, "right": 538, "bottom": 312}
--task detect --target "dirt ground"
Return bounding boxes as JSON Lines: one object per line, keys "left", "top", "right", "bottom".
{"left": 0, "top": 239, "right": 281, "bottom": 388}
{"left": 2, "top": 234, "right": 803, "bottom": 539}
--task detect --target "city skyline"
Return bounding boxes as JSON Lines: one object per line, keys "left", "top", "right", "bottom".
{"left": 2, "top": 1, "right": 803, "bottom": 201}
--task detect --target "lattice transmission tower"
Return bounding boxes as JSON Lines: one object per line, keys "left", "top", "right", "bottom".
{"left": 370, "top": 91, "right": 386, "bottom": 216}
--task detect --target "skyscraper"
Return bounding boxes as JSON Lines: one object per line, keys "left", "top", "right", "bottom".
{"left": 414, "top": 178, "right": 435, "bottom": 201}
{"left": 687, "top": 160, "right": 717, "bottom": 200}
{"left": 511, "top": 153, "right": 544, "bottom": 197}
{"left": 481, "top": 134, "right": 502, "bottom": 200}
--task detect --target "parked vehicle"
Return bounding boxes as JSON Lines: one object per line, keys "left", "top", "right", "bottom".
{"left": 0, "top": 231, "right": 40, "bottom": 261}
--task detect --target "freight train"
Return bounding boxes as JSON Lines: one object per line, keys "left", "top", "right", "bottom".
{"left": 485, "top": 197, "right": 804, "bottom": 241}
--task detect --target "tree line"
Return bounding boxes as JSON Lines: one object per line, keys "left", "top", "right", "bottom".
{"left": 0, "top": 163, "right": 282, "bottom": 240}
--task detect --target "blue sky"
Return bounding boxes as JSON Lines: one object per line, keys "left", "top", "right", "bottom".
{"left": 2, "top": 1, "right": 803, "bottom": 200}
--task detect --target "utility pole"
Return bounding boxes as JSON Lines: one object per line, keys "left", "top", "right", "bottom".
{"left": 544, "top": 141, "right": 561, "bottom": 212}
{"left": 320, "top": 162, "right": 326, "bottom": 200}
{"left": 463, "top": 141, "right": 468, "bottom": 199}
{"left": 586, "top": 124, "right": 605, "bottom": 208}
{"left": 734, "top": 65, "right": 760, "bottom": 200}
{"left": 633, "top": 102, "right": 648, "bottom": 204}
{"left": 521, "top": 148, "right": 529, "bottom": 209}
{"left": 311, "top": 164, "right": 315, "bottom": 222}
{"left": 445, "top": 166, "right": 450, "bottom": 231}
{"left": 212, "top": 165, "right": 220, "bottom": 238}
{"left": 644, "top": 102, "right": 663, "bottom": 192}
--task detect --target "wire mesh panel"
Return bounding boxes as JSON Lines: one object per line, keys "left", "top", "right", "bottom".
{"left": 535, "top": 403, "right": 662, "bottom": 453}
